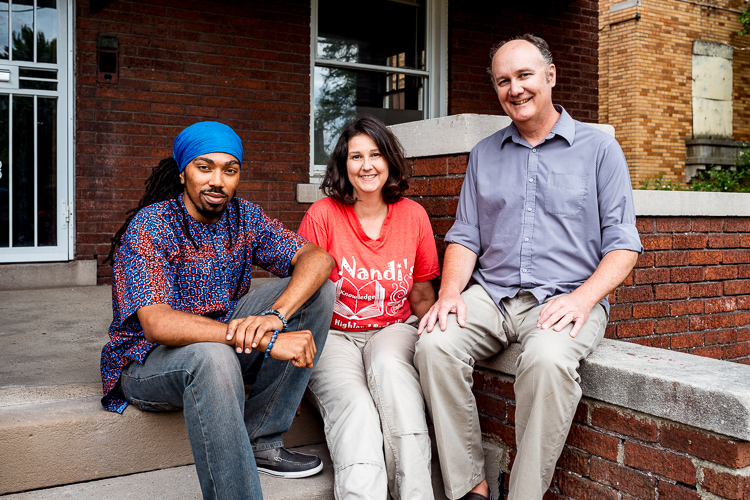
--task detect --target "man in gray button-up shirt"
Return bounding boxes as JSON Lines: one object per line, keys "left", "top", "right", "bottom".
{"left": 415, "top": 34, "right": 642, "bottom": 500}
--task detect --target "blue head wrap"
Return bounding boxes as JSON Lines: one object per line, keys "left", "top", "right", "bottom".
{"left": 172, "top": 121, "right": 244, "bottom": 173}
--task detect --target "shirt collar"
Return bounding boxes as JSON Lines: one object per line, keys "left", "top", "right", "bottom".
{"left": 500, "top": 104, "right": 575, "bottom": 148}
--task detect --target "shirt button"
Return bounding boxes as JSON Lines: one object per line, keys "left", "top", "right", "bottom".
{"left": 532, "top": 148, "right": 537, "bottom": 153}
{"left": 529, "top": 178, "right": 533, "bottom": 182}
{"left": 527, "top": 207, "right": 532, "bottom": 212}
{"left": 524, "top": 238, "right": 529, "bottom": 242}
{"left": 522, "top": 269, "right": 528, "bottom": 273}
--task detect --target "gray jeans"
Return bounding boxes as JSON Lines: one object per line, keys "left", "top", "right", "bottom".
{"left": 415, "top": 285, "right": 607, "bottom": 500}
{"left": 308, "top": 317, "right": 433, "bottom": 500}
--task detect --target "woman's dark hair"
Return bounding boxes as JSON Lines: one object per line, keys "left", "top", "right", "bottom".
{"left": 104, "top": 157, "right": 182, "bottom": 264}
{"left": 321, "top": 115, "right": 410, "bottom": 205}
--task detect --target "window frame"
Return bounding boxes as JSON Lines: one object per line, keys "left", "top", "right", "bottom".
{"left": 308, "top": 0, "right": 447, "bottom": 182}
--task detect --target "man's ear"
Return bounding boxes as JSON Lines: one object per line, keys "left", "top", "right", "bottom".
{"left": 179, "top": 170, "right": 186, "bottom": 185}
{"left": 547, "top": 64, "right": 556, "bottom": 87}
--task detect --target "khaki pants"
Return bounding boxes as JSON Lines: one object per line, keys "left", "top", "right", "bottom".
{"left": 308, "top": 317, "right": 433, "bottom": 500}
{"left": 414, "top": 286, "right": 607, "bottom": 500}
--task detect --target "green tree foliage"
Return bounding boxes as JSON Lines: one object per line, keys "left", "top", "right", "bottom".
{"left": 740, "top": 4, "right": 750, "bottom": 36}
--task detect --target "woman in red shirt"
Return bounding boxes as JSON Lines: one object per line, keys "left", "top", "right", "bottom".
{"left": 299, "top": 116, "right": 440, "bottom": 499}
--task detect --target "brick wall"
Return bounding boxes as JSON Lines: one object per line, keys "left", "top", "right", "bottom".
{"left": 449, "top": 0, "right": 600, "bottom": 123}
{"left": 406, "top": 153, "right": 750, "bottom": 365}
{"left": 473, "top": 368, "right": 750, "bottom": 500}
{"left": 598, "top": 0, "right": 750, "bottom": 186}
{"left": 75, "top": 0, "right": 312, "bottom": 283}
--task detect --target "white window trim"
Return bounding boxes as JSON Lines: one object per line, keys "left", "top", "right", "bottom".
{"left": 301, "top": 0, "right": 447, "bottom": 202}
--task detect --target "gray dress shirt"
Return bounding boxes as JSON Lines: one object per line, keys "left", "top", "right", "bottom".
{"left": 445, "top": 106, "right": 643, "bottom": 314}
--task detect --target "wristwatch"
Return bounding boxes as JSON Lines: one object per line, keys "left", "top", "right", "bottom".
{"left": 260, "top": 308, "right": 287, "bottom": 331}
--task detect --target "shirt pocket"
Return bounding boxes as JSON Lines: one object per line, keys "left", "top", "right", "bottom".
{"left": 544, "top": 173, "right": 588, "bottom": 216}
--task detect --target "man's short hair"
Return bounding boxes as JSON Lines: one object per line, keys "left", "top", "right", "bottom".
{"left": 487, "top": 33, "right": 554, "bottom": 85}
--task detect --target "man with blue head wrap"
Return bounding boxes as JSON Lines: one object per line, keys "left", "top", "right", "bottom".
{"left": 101, "top": 121, "right": 335, "bottom": 499}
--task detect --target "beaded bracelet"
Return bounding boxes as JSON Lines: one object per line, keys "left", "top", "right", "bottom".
{"left": 264, "top": 329, "right": 280, "bottom": 358}
{"left": 260, "top": 308, "right": 288, "bottom": 331}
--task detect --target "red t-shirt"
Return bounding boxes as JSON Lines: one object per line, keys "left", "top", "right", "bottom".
{"left": 299, "top": 197, "right": 440, "bottom": 330}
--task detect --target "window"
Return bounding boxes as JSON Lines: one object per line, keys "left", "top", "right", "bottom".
{"left": 309, "top": 0, "right": 446, "bottom": 180}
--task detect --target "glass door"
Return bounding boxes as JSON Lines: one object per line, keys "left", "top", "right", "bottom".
{"left": 0, "top": 0, "right": 71, "bottom": 262}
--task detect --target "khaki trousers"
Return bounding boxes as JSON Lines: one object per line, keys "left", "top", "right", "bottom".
{"left": 308, "top": 317, "right": 433, "bottom": 500}
{"left": 414, "top": 286, "right": 607, "bottom": 500}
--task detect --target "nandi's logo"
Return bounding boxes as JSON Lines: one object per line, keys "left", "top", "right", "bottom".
{"left": 334, "top": 256, "right": 413, "bottom": 320}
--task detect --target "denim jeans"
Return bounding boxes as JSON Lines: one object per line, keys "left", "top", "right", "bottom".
{"left": 120, "top": 278, "right": 335, "bottom": 500}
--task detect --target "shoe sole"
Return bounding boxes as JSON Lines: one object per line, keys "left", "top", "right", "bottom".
{"left": 256, "top": 461, "right": 324, "bottom": 479}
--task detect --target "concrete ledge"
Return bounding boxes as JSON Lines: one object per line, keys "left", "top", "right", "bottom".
{"left": 0, "top": 395, "right": 326, "bottom": 495}
{"left": 633, "top": 190, "right": 750, "bottom": 217}
{"left": 479, "top": 338, "right": 750, "bottom": 441}
{"left": 390, "top": 113, "right": 615, "bottom": 158}
{"left": 0, "top": 260, "right": 97, "bottom": 290}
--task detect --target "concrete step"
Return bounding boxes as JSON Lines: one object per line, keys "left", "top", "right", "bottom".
{"left": 0, "top": 285, "right": 503, "bottom": 499}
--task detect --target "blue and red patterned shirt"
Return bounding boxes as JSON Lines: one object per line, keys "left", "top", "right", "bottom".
{"left": 100, "top": 194, "right": 306, "bottom": 413}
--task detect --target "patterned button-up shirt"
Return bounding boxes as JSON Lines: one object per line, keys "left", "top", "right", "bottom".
{"left": 100, "top": 194, "right": 306, "bottom": 413}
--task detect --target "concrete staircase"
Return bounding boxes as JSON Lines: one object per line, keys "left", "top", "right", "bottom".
{"left": 0, "top": 283, "right": 502, "bottom": 499}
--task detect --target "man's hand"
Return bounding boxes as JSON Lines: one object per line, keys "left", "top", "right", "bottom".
{"left": 226, "top": 314, "right": 285, "bottom": 353}
{"left": 268, "top": 330, "right": 317, "bottom": 369}
{"left": 417, "top": 290, "right": 467, "bottom": 335}
{"left": 536, "top": 292, "right": 595, "bottom": 338}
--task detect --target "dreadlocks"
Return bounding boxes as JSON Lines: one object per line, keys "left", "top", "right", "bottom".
{"left": 104, "top": 157, "right": 182, "bottom": 264}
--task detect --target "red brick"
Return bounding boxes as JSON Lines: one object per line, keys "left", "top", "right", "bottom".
{"left": 742, "top": 235, "right": 750, "bottom": 248}
{"left": 656, "top": 218, "right": 691, "bottom": 232}
{"left": 705, "top": 329, "right": 738, "bottom": 345}
{"left": 406, "top": 178, "right": 429, "bottom": 196}
{"left": 725, "top": 280, "right": 750, "bottom": 296}
{"left": 480, "top": 417, "right": 515, "bottom": 448}
{"left": 705, "top": 265, "right": 739, "bottom": 281}
{"left": 474, "top": 392, "right": 507, "bottom": 419}
{"left": 557, "top": 469, "right": 617, "bottom": 500}
{"left": 591, "top": 406, "right": 657, "bottom": 442}
{"left": 641, "top": 234, "right": 673, "bottom": 251}
{"left": 670, "top": 299, "right": 704, "bottom": 316}
{"left": 659, "top": 423, "right": 750, "bottom": 468}
{"left": 609, "top": 304, "right": 632, "bottom": 321}
{"left": 655, "top": 317, "right": 689, "bottom": 334}
{"left": 708, "top": 233, "right": 741, "bottom": 248}
{"left": 472, "top": 370, "right": 484, "bottom": 390}
{"left": 724, "top": 218, "right": 750, "bottom": 233}
{"left": 657, "top": 481, "right": 701, "bottom": 500}
{"left": 654, "top": 251, "right": 690, "bottom": 267}
{"left": 689, "top": 250, "right": 723, "bottom": 265}
{"left": 616, "top": 320, "right": 655, "bottom": 339}
{"left": 691, "top": 217, "right": 723, "bottom": 232}
{"left": 704, "top": 297, "right": 737, "bottom": 314}
{"left": 670, "top": 332, "right": 705, "bottom": 349}
{"left": 412, "top": 157, "right": 448, "bottom": 176}
{"left": 566, "top": 424, "right": 620, "bottom": 461}
{"left": 654, "top": 283, "right": 689, "bottom": 300}
{"left": 722, "top": 342, "right": 750, "bottom": 360}
{"left": 636, "top": 218, "right": 655, "bottom": 233}
{"left": 723, "top": 250, "right": 750, "bottom": 264}
{"left": 690, "top": 345, "right": 723, "bottom": 359}
{"left": 635, "top": 252, "right": 654, "bottom": 268}
{"left": 689, "top": 282, "right": 723, "bottom": 298}
{"left": 624, "top": 441, "right": 696, "bottom": 485}
{"left": 482, "top": 371, "right": 515, "bottom": 400}
{"left": 447, "top": 155, "right": 469, "bottom": 175}
{"left": 739, "top": 265, "right": 750, "bottom": 279}
{"left": 670, "top": 267, "right": 705, "bottom": 283}
{"left": 630, "top": 336, "right": 670, "bottom": 349}
{"left": 430, "top": 177, "right": 464, "bottom": 196}
{"left": 632, "top": 302, "right": 670, "bottom": 319}
{"left": 701, "top": 467, "right": 750, "bottom": 499}
{"left": 617, "top": 286, "right": 654, "bottom": 303}
{"left": 672, "top": 234, "right": 707, "bottom": 249}
{"left": 590, "top": 458, "right": 657, "bottom": 499}
{"left": 634, "top": 268, "right": 671, "bottom": 284}
{"left": 557, "top": 446, "right": 591, "bottom": 476}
